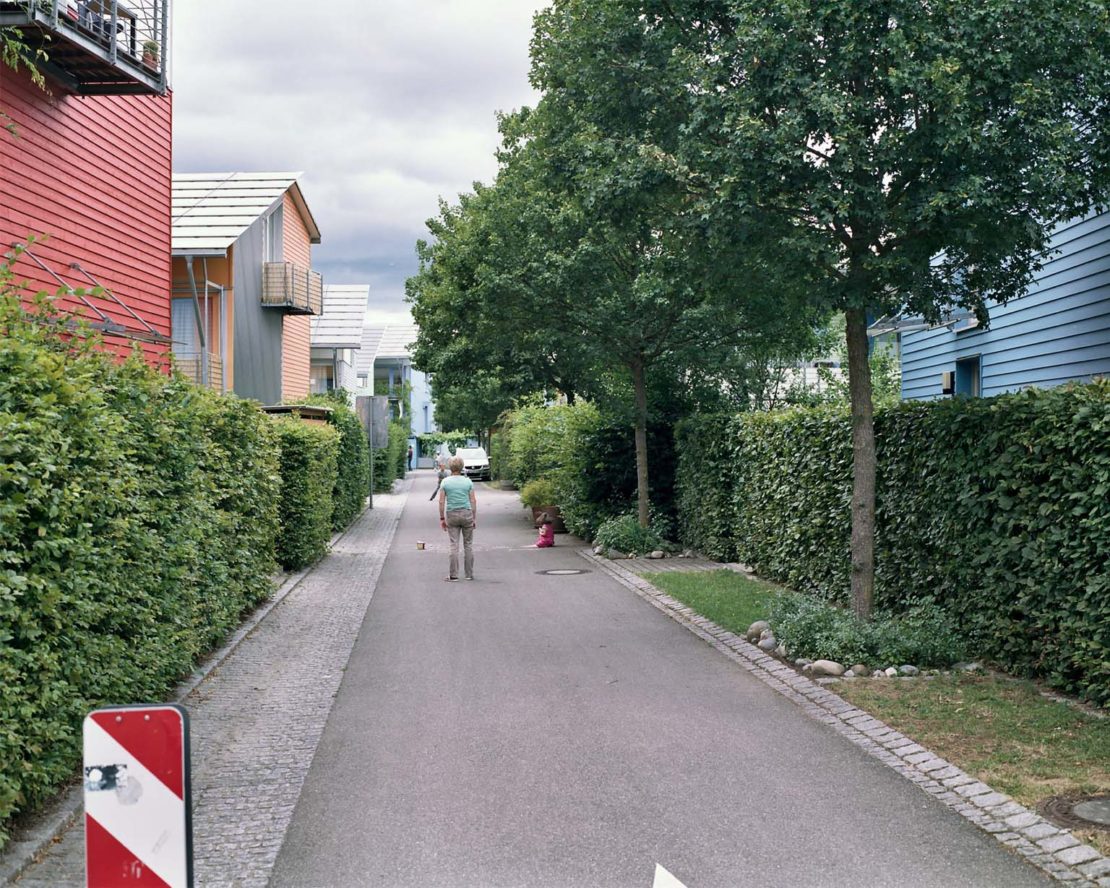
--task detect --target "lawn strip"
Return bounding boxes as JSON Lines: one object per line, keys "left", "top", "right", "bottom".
{"left": 836, "top": 674, "right": 1110, "bottom": 857}
{"left": 640, "top": 569, "right": 779, "bottom": 636}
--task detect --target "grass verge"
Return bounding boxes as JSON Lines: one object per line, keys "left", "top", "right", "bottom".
{"left": 642, "top": 569, "right": 1109, "bottom": 858}
{"left": 836, "top": 674, "right": 1110, "bottom": 856}
{"left": 641, "top": 570, "right": 779, "bottom": 634}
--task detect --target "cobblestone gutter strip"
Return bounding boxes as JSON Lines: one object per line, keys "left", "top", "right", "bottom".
{"left": 3, "top": 486, "right": 410, "bottom": 887}
{"left": 581, "top": 549, "right": 1110, "bottom": 888}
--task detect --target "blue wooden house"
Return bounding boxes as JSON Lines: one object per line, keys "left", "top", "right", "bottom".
{"left": 894, "top": 209, "right": 1110, "bottom": 400}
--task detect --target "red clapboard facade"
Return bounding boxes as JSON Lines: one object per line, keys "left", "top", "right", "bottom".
{"left": 0, "top": 63, "right": 173, "bottom": 367}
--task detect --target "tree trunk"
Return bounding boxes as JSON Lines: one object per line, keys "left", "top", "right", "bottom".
{"left": 630, "top": 358, "right": 650, "bottom": 528}
{"left": 845, "top": 307, "right": 876, "bottom": 620}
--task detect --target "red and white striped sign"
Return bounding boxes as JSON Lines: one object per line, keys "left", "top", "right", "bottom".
{"left": 83, "top": 705, "right": 192, "bottom": 888}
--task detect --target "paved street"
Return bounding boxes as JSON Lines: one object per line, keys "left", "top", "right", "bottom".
{"left": 271, "top": 473, "right": 1048, "bottom": 888}
{"left": 11, "top": 471, "right": 1058, "bottom": 887}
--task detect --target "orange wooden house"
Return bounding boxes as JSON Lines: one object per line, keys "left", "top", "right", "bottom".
{"left": 170, "top": 172, "right": 322, "bottom": 402}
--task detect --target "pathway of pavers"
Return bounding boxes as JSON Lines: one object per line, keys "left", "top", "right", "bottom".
{"left": 10, "top": 481, "right": 411, "bottom": 887}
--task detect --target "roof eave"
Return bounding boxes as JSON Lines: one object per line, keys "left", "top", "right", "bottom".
{"left": 288, "top": 180, "right": 322, "bottom": 244}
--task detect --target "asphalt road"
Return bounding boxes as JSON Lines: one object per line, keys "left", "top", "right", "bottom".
{"left": 271, "top": 472, "right": 1050, "bottom": 888}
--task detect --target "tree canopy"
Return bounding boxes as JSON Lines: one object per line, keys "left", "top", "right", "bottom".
{"left": 530, "top": 0, "right": 1110, "bottom": 614}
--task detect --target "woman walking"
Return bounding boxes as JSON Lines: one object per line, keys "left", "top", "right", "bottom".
{"left": 438, "top": 456, "right": 477, "bottom": 581}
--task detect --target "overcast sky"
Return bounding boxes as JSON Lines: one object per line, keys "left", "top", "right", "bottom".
{"left": 173, "top": 2, "right": 546, "bottom": 325}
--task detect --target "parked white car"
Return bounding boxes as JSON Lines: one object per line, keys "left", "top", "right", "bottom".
{"left": 455, "top": 447, "right": 491, "bottom": 481}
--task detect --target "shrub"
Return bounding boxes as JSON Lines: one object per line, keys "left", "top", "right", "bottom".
{"left": 594, "top": 514, "right": 666, "bottom": 556}
{"left": 416, "top": 430, "right": 468, "bottom": 461}
{"left": 371, "top": 417, "right": 409, "bottom": 493}
{"left": 520, "top": 478, "right": 557, "bottom": 508}
{"left": 506, "top": 400, "right": 572, "bottom": 488}
{"left": 0, "top": 277, "right": 280, "bottom": 846}
{"left": 769, "top": 595, "right": 966, "bottom": 668}
{"left": 274, "top": 419, "right": 338, "bottom": 570}
{"left": 306, "top": 393, "right": 370, "bottom": 530}
{"left": 676, "top": 382, "right": 1110, "bottom": 706}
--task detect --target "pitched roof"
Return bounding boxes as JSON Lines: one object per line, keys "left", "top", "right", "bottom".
{"left": 356, "top": 327, "right": 385, "bottom": 375}
{"left": 312, "top": 285, "right": 367, "bottom": 349}
{"left": 375, "top": 324, "right": 419, "bottom": 361}
{"left": 171, "top": 172, "right": 322, "bottom": 256}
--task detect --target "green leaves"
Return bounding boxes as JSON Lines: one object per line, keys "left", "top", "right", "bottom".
{"left": 0, "top": 291, "right": 282, "bottom": 845}
{"left": 274, "top": 419, "right": 339, "bottom": 571}
{"left": 677, "top": 380, "right": 1110, "bottom": 707}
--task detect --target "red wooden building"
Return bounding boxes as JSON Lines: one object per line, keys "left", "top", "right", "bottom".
{"left": 0, "top": 1, "right": 172, "bottom": 366}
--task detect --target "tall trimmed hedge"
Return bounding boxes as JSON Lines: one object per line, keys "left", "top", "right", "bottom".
{"left": 676, "top": 382, "right": 1110, "bottom": 706}
{"left": 306, "top": 394, "right": 370, "bottom": 530}
{"left": 274, "top": 419, "right": 339, "bottom": 570}
{"left": 371, "top": 417, "right": 409, "bottom": 493}
{"left": 0, "top": 296, "right": 280, "bottom": 845}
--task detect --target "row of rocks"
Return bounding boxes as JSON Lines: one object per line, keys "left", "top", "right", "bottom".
{"left": 594, "top": 546, "right": 694, "bottom": 560}
{"left": 745, "top": 620, "right": 983, "bottom": 679}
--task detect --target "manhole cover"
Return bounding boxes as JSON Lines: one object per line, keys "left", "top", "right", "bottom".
{"left": 536, "top": 569, "right": 590, "bottom": 576}
{"left": 1040, "top": 795, "right": 1110, "bottom": 831}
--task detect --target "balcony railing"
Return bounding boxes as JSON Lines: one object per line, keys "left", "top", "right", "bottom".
{"left": 0, "top": 0, "right": 169, "bottom": 95}
{"left": 175, "top": 351, "right": 223, "bottom": 391}
{"left": 262, "top": 262, "right": 324, "bottom": 315}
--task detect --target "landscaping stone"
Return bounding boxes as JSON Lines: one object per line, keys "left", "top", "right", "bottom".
{"left": 773, "top": 643, "right": 787, "bottom": 658}
{"left": 608, "top": 549, "right": 626, "bottom": 560}
{"left": 899, "top": 665, "right": 920, "bottom": 676}
{"left": 954, "top": 661, "right": 984, "bottom": 672}
{"left": 593, "top": 545, "right": 604, "bottom": 555}
{"left": 746, "top": 620, "right": 770, "bottom": 642}
{"left": 794, "top": 658, "right": 813, "bottom": 668}
{"left": 872, "top": 670, "right": 886, "bottom": 678}
{"left": 757, "top": 636, "right": 778, "bottom": 652}
{"left": 809, "top": 660, "right": 846, "bottom": 677}
{"left": 851, "top": 664, "right": 868, "bottom": 676}
{"left": 648, "top": 550, "right": 665, "bottom": 559}
{"left": 885, "top": 667, "right": 899, "bottom": 677}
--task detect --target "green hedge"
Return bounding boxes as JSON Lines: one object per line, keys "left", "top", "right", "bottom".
{"left": 371, "top": 418, "right": 409, "bottom": 493}
{"left": 676, "top": 382, "right": 1110, "bottom": 706}
{"left": 494, "top": 400, "right": 678, "bottom": 541}
{"left": 306, "top": 394, "right": 370, "bottom": 530}
{"left": 416, "top": 430, "right": 469, "bottom": 460}
{"left": 274, "top": 419, "right": 339, "bottom": 570}
{"left": 0, "top": 292, "right": 280, "bottom": 845}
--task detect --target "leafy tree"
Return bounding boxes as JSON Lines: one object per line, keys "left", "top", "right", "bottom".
{"left": 532, "top": 0, "right": 1110, "bottom": 615}
{"left": 1, "top": 26, "right": 47, "bottom": 137}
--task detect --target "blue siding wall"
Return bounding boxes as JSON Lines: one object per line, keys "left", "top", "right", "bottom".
{"left": 901, "top": 209, "right": 1110, "bottom": 400}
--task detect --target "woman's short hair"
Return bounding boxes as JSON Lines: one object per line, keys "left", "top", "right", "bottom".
{"left": 448, "top": 455, "right": 464, "bottom": 473}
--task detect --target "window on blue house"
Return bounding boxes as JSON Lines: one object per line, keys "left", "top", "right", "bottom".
{"left": 955, "top": 356, "right": 981, "bottom": 397}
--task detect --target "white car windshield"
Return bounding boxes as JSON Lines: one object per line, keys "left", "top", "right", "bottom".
{"left": 456, "top": 449, "right": 487, "bottom": 460}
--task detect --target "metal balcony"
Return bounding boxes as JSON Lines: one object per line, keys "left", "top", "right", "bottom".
{"left": 175, "top": 350, "right": 223, "bottom": 391}
{"left": 262, "top": 262, "right": 324, "bottom": 315}
{"left": 0, "top": 0, "right": 168, "bottom": 95}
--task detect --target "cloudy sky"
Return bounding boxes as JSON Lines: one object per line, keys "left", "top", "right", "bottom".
{"left": 173, "top": 2, "right": 546, "bottom": 325}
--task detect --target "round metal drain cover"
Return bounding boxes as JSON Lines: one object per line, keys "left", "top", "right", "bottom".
{"left": 1040, "top": 795, "right": 1110, "bottom": 831}
{"left": 1074, "top": 798, "right": 1110, "bottom": 826}
{"left": 537, "top": 569, "right": 590, "bottom": 576}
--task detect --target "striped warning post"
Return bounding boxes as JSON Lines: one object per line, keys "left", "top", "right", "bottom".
{"left": 83, "top": 705, "right": 192, "bottom": 888}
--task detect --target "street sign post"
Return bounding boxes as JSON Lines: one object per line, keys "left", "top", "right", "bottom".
{"left": 84, "top": 704, "right": 193, "bottom": 888}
